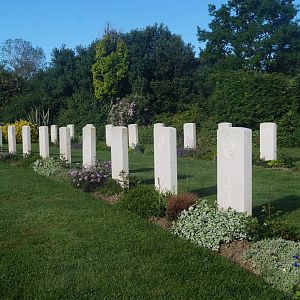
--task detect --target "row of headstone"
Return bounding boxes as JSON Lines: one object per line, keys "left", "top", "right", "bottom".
{"left": 106, "top": 124, "right": 139, "bottom": 148}
{"left": 50, "top": 124, "right": 75, "bottom": 145}
{"left": 105, "top": 123, "right": 197, "bottom": 150}
{"left": 217, "top": 122, "right": 277, "bottom": 215}
{"left": 3, "top": 122, "right": 278, "bottom": 216}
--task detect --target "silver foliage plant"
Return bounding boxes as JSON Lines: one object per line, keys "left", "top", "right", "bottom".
{"left": 32, "top": 158, "right": 64, "bottom": 177}
{"left": 243, "top": 238, "right": 300, "bottom": 294}
{"left": 171, "top": 200, "right": 255, "bottom": 251}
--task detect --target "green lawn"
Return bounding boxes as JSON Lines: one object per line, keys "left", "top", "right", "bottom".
{"left": 0, "top": 144, "right": 299, "bottom": 298}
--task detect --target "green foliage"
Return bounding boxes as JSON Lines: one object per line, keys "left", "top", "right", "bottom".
{"left": 120, "top": 172, "right": 142, "bottom": 190}
{"left": 0, "top": 67, "right": 25, "bottom": 118}
{"left": 258, "top": 203, "right": 295, "bottom": 240}
{"left": 124, "top": 24, "right": 201, "bottom": 117}
{"left": 15, "top": 153, "right": 40, "bottom": 169}
{"left": 138, "top": 126, "right": 153, "bottom": 144}
{"left": 197, "top": 0, "right": 300, "bottom": 74}
{"left": 95, "top": 178, "right": 123, "bottom": 196}
{"left": 171, "top": 200, "right": 257, "bottom": 251}
{"left": 57, "top": 92, "right": 109, "bottom": 141}
{"left": 96, "top": 142, "right": 109, "bottom": 151}
{"left": 0, "top": 152, "right": 20, "bottom": 163}
{"left": 253, "top": 153, "right": 297, "bottom": 169}
{"left": 243, "top": 238, "right": 300, "bottom": 295}
{"left": 278, "top": 110, "right": 300, "bottom": 147}
{"left": 92, "top": 34, "right": 129, "bottom": 101}
{"left": 155, "top": 107, "right": 203, "bottom": 137}
{"left": 210, "top": 71, "right": 299, "bottom": 134}
{"left": 1, "top": 44, "right": 97, "bottom": 124}
{"left": 119, "top": 185, "right": 166, "bottom": 218}
{"left": 2, "top": 120, "right": 38, "bottom": 143}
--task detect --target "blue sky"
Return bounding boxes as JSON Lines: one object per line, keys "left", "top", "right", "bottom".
{"left": 1, "top": 0, "right": 299, "bottom": 61}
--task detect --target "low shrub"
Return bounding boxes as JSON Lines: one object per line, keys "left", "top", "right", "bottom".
{"left": 95, "top": 178, "right": 123, "bottom": 196}
{"left": 119, "top": 172, "right": 142, "bottom": 190}
{"left": 119, "top": 185, "right": 166, "bottom": 218}
{"left": 257, "top": 203, "right": 295, "bottom": 240}
{"left": 69, "top": 161, "right": 111, "bottom": 192}
{"left": 171, "top": 200, "right": 257, "bottom": 251}
{"left": 128, "top": 144, "right": 145, "bottom": 154}
{"left": 167, "top": 193, "right": 198, "bottom": 220}
{"left": 243, "top": 238, "right": 300, "bottom": 295}
{"left": 15, "top": 153, "right": 40, "bottom": 169}
{"left": 0, "top": 152, "right": 21, "bottom": 163}
{"left": 32, "top": 158, "right": 66, "bottom": 177}
{"left": 177, "top": 147, "right": 216, "bottom": 160}
{"left": 253, "top": 153, "right": 297, "bottom": 169}
{"left": 96, "top": 143, "right": 109, "bottom": 151}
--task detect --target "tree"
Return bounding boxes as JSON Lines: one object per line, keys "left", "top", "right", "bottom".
{"left": 123, "top": 24, "right": 200, "bottom": 117}
{"left": 197, "top": 0, "right": 300, "bottom": 74}
{"left": 92, "top": 30, "right": 129, "bottom": 103}
{"left": 0, "top": 66, "right": 25, "bottom": 119}
{"left": 0, "top": 38, "right": 46, "bottom": 79}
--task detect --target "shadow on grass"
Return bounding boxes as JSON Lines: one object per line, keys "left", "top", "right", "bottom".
{"left": 190, "top": 185, "right": 217, "bottom": 197}
{"left": 132, "top": 167, "right": 154, "bottom": 173}
{"left": 142, "top": 178, "right": 154, "bottom": 185}
{"left": 253, "top": 195, "right": 300, "bottom": 217}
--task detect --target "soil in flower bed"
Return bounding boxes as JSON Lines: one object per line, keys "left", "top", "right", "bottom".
{"left": 219, "top": 240, "right": 253, "bottom": 273}
{"left": 149, "top": 216, "right": 172, "bottom": 230}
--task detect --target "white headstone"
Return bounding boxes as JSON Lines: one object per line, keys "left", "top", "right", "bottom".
{"left": 260, "top": 122, "right": 277, "bottom": 161}
{"left": 154, "top": 126, "right": 177, "bottom": 195}
{"left": 82, "top": 125, "right": 96, "bottom": 166}
{"left": 50, "top": 125, "right": 58, "bottom": 144}
{"left": 111, "top": 126, "right": 129, "bottom": 184}
{"left": 22, "top": 126, "right": 31, "bottom": 156}
{"left": 59, "top": 127, "right": 71, "bottom": 163}
{"left": 8, "top": 126, "right": 16, "bottom": 154}
{"left": 39, "top": 126, "right": 49, "bottom": 158}
{"left": 154, "top": 123, "right": 164, "bottom": 188}
{"left": 217, "top": 127, "right": 252, "bottom": 215}
{"left": 184, "top": 123, "right": 196, "bottom": 149}
{"left": 128, "top": 124, "right": 138, "bottom": 148}
{"left": 67, "top": 124, "right": 75, "bottom": 139}
{"left": 0, "top": 126, "right": 2, "bottom": 149}
{"left": 218, "top": 122, "right": 232, "bottom": 129}
{"left": 105, "top": 124, "right": 113, "bottom": 147}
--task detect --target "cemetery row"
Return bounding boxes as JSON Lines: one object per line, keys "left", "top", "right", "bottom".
{"left": 0, "top": 122, "right": 278, "bottom": 216}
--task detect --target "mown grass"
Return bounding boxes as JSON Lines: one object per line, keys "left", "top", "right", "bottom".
{"left": 0, "top": 161, "right": 286, "bottom": 299}
{"left": 2, "top": 143, "right": 300, "bottom": 233}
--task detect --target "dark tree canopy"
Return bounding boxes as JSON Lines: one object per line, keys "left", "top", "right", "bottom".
{"left": 0, "top": 38, "right": 46, "bottom": 79}
{"left": 123, "top": 24, "right": 200, "bottom": 117}
{"left": 197, "top": 0, "right": 300, "bottom": 74}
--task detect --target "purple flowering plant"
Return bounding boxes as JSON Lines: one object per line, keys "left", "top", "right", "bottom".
{"left": 69, "top": 161, "right": 112, "bottom": 192}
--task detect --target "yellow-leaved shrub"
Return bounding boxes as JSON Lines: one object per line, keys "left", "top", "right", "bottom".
{"left": 2, "top": 120, "right": 38, "bottom": 143}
